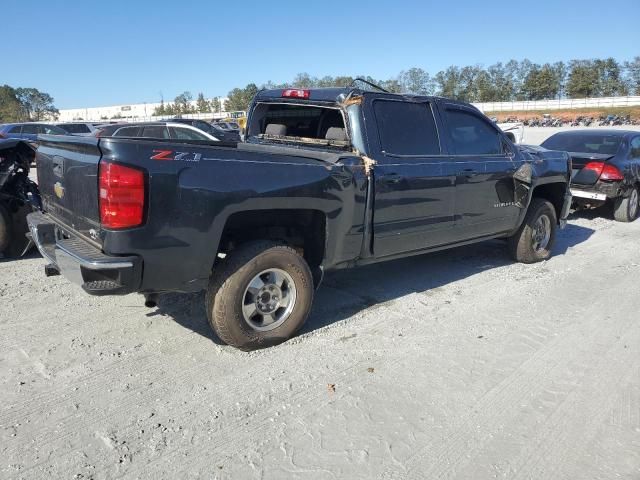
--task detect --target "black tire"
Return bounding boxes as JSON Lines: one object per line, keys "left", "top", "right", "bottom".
{"left": 613, "top": 186, "right": 639, "bottom": 223}
{"left": 0, "top": 203, "right": 31, "bottom": 259}
{"left": 0, "top": 204, "right": 10, "bottom": 255}
{"left": 508, "top": 198, "right": 557, "bottom": 264}
{"left": 206, "top": 241, "right": 314, "bottom": 350}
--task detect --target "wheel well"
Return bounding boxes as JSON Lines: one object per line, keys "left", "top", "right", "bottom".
{"left": 218, "top": 209, "right": 327, "bottom": 269}
{"left": 532, "top": 183, "right": 565, "bottom": 220}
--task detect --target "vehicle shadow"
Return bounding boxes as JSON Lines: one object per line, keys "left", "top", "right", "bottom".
{"left": 302, "top": 222, "right": 594, "bottom": 334}
{"left": 568, "top": 204, "right": 614, "bottom": 221}
{"left": 156, "top": 222, "right": 594, "bottom": 345}
{"left": 0, "top": 248, "right": 40, "bottom": 263}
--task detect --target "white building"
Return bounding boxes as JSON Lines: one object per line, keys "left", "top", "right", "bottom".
{"left": 57, "top": 97, "right": 229, "bottom": 122}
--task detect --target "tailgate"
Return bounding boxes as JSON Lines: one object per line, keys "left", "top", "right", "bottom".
{"left": 36, "top": 135, "right": 102, "bottom": 242}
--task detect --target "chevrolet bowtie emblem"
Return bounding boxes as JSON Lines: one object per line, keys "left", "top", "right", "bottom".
{"left": 54, "top": 182, "right": 65, "bottom": 199}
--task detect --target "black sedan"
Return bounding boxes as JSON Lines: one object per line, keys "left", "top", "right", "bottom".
{"left": 541, "top": 130, "right": 640, "bottom": 222}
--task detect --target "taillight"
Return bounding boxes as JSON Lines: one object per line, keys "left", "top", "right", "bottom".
{"left": 584, "top": 161, "right": 623, "bottom": 181}
{"left": 600, "top": 164, "right": 624, "bottom": 181}
{"left": 99, "top": 161, "right": 146, "bottom": 229}
{"left": 282, "top": 89, "right": 310, "bottom": 99}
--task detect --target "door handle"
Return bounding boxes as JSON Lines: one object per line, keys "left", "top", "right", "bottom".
{"left": 459, "top": 169, "right": 478, "bottom": 178}
{"left": 383, "top": 173, "right": 403, "bottom": 184}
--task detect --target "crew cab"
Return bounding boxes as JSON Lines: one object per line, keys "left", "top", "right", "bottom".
{"left": 28, "top": 87, "right": 572, "bottom": 350}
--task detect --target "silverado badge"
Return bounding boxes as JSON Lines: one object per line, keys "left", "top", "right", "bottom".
{"left": 54, "top": 182, "right": 65, "bottom": 199}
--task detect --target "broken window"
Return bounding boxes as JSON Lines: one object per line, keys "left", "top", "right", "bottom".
{"left": 248, "top": 103, "right": 348, "bottom": 147}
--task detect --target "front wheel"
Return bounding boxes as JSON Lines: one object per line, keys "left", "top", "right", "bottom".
{"left": 206, "top": 241, "right": 314, "bottom": 350}
{"left": 508, "top": 198, "right": 557, "bottom": 264}
{"left": 613, "top": 186, "right": 639, "bottom": 223}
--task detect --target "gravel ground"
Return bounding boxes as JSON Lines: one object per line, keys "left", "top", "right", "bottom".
{"left": 1, "top": 131, "right": 640, "bottom": 479}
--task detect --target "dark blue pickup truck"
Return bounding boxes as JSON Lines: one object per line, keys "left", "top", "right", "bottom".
{"left": 28, "top": 88, "right": 572, "bottom": 350}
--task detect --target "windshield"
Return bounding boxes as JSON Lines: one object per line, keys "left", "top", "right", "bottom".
{"left": 542, "top": 133, "right": 622, "bottom": 155}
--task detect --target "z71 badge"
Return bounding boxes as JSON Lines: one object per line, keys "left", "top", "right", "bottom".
{"left": 150, "top": 150, "right": 202, "bottom": 162}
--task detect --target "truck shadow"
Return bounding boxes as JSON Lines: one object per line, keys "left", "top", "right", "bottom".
{"left": 155, "top": 222, "right": 594, "bottom": 346}
{"left": 302, "top": 222, "right": 594, "bottom": 334}
{"left": 0, "top": 248, "right": 40, "bottom": 263}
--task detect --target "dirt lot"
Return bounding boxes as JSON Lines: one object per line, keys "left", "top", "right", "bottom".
{"left": 2, "top": 129, "right": 640, "bottom": 479}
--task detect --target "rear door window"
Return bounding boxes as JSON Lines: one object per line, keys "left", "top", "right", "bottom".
{"left": 8, "top": 125, "right": 22, "bottom": 133}
{"left": 22, "top": 124, "right": 39, "bottom": 134}
{"left": 41, "top": 125, "right": 67, "bottom": 134}
{"left": 372, "top": 100, "right": 440, "bottom": 156}
{"left": 61, "top": 123, "right": 91, "bottom": 134}
{"left": 113, "top": 126, "right": 141, "bottom": 137}
{"left": 444, "top": 108, "right": 503, "bottom": 155}
{"left": 169, "top": 127, "right": 210, "bottom": 141}
{"left": 193, "top": 120, "right": 214, "bottom": 133}
{"left": 141, "top": 125, "right": 170, "bottom": 139}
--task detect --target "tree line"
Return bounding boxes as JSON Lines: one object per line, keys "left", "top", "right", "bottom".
{"left": 153, "top": 92, "right": 223, "bottom": 116}
{"left": 222, "top": 56, "right": 640, "bottom": 112}
{"left": 2, "top": 56, "right": 639, "bottom": 122}
{"left": 0, "top": 85, "right": 59, "bottom": 123}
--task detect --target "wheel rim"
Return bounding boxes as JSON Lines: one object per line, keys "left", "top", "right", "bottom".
{"left": 532, "top": 214, "right": 551, "bottom": 253}
{"left": 629, "top": 189, "right": 639, "bottom": 219}
{"left": 241, "top": 268, "right": 297, "bottom": 332}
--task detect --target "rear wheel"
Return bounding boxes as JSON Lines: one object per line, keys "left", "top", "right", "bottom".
{"left": 508, "top": 198, "right": 557, "bottom": 263}
{"left": 613, "top": 186, "right": 639, "bottom": 223}
{"left": 206, "top": 241, "right": 314, "bottom": 350}
{"left": 0, "top": 203, "right": 30, "bottom": 259}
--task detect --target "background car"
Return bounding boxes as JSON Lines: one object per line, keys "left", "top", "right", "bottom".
{"left": 541, "top": 129, "right": 640, "bottom": 222}
{"left": 0, "top": 123, "right": 67, "bottom": 142}
{"left": 170, "top": 118, "right": 240, "bottom": 142}
{"left": 94, "top": 122, "right": 220, "bottom": 141}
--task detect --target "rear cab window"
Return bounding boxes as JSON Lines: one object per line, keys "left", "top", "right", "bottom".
{"left": 247, "top": 102, "right": 350, "bottom": 150}
{"left": 541, "top": 133, "right": 622, "bottom": 155}
{"left": 630, "top": 137, "right": 640, "bottom": 159}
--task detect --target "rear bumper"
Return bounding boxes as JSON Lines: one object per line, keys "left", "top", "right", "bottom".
{"left": 571, "top": 181, "right": 623, "bottom": 202}
{"left": 27, "top": 211, "right": 141, "bottom": 295}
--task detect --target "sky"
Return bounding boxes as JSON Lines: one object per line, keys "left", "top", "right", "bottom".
{"left": 3, "top": 0, "right": 639, "bottom": 109}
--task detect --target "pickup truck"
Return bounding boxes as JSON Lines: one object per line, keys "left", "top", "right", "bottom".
{"left": 28, "top": 88, "right": 572, "bottom": 350}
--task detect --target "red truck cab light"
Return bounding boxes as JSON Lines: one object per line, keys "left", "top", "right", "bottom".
{"left": 584, "top": 161, "right": 624, "bottom": 181}
{"left": 282, "top": 89, "right": 310, "bottom": 99}
{"left": 99, "top": 161, "right": 146, "bottom": 229}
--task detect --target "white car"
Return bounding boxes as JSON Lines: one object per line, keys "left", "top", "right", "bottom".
{"left": 97, "top": 122, "right": 221, "bottom": 141}
{"left": 497, "top": 122, "right": 524, "bottom": 143}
